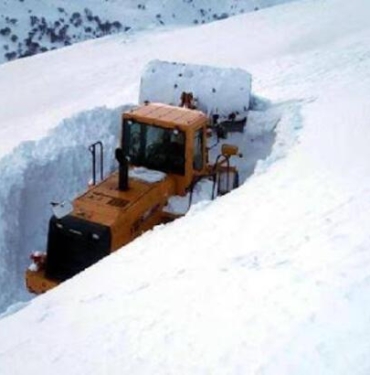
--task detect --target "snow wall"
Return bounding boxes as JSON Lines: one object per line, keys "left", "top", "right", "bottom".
{"left": 139, "top": 60, "right": 252, "bottom": 119}
{"left": 0, "top": 106, "right": 127, "bottom": 312}
{"left": 0, "top": 97, "right": 300, "bottom": 313}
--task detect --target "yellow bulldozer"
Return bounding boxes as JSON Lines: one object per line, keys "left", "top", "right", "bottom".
{"left": 25, "top": 101, "right": 242, "bottom": 294}
{"left": 25, "top": 60, "right": 251, "bottom": 294}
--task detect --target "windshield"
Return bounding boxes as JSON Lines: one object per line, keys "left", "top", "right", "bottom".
{"left": 123, "top": 119, "right": 186, "bottom": 175}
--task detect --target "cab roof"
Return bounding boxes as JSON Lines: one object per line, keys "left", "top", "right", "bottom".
{"left": 123, "top": 103, "right": 208, "bottom": 130}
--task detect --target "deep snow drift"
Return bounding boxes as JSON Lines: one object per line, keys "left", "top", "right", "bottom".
{"left": 1, "top": 0, "right": 370, "bottom": 373}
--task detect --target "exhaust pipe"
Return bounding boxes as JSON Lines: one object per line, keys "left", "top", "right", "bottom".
{"left": 115, "top": 148, "right": 129, "bottom": 191}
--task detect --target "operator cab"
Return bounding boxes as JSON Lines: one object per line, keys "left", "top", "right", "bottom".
{"left": 122, "top": 103, "right": 209, "bottom": 195}
{"left": 124, "top": 120, "right": 186, "bottom": 175}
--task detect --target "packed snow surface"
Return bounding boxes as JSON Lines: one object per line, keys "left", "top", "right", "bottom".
{"left": 129, "top": 167, "right": 166, "bottom": 183}
{"left": 1, "top": 0, "right": 370, "bottom": 373}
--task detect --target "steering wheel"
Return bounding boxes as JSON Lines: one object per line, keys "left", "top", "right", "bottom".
{"left": 147, "top": 143, "right": 166, "bottom": 167}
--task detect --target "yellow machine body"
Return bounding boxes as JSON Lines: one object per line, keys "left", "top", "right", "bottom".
{"left": 26, "top": 103, "right": 239, "bottom": 294}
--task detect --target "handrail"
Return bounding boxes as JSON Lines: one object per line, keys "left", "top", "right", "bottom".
{"left": 88, "top": 141, "right": 104, "bottom": 185}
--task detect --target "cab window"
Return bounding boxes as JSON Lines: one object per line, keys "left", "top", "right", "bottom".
{"left": 123, "top": 119, "right": 186, "bottom": 175}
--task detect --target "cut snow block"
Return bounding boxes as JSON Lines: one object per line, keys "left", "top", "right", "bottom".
{"left": 139, "top": 60, "right": 252, "bottom": 120}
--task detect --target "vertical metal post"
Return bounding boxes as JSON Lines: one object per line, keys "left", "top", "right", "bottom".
{"left": 88, "top": 141, "right": 104, "bottom": 186}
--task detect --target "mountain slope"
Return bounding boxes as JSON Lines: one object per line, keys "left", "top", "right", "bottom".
{"left": 0, "top": 0, "right": 370, "bottom": 373}
{"left": 0, "top": 0, "right": 296, "bottom": 63}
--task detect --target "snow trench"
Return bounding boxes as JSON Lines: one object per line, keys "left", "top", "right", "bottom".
{"left": 0, "top": 98, "right": 302, "bottom": 314}
{"left": 251, "top": 97, "right": 305, "bottom": 175}
{"left": 0, "top": 106, "right": 125, "bottom": 312}
{"left": 222, "top": 96, "right": 304, "bottom": 183}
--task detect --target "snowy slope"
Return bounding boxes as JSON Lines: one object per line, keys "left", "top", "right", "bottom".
{"left": 1, "top": 0, "right": 370, "bottom": 373}
{"left": 0, "top": 0, "right": 296, "bottom": 63}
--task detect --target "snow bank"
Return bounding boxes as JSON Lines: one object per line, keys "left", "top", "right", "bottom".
{"left": 2, "top": 0, "right": 370, "bottom": 373}
{"left": 0, "top": 106, "right": 124, "bottom": 311}
{"left": 140, "top": 60, "right": 252, "bottom": 119}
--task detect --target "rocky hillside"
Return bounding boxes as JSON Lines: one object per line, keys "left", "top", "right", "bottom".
{"left": 0, "top": 0, "right": 296, "bottom": 63}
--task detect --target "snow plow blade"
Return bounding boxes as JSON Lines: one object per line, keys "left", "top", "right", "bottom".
{"left": 139, "top": 60, "right": 252, "bottom": 130}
